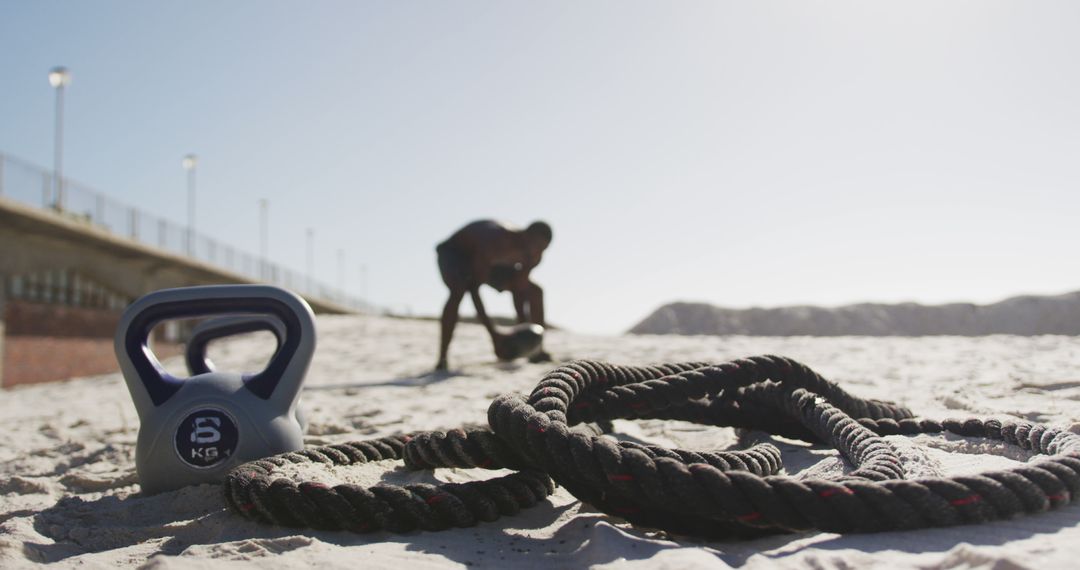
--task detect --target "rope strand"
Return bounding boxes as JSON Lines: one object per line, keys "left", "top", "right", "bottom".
{"left": 224, "top": 433, "right": 555, "bottom": 532}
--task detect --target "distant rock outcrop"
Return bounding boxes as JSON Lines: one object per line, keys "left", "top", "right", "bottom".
{"left": 628, "top": 291, "right": 1080, "bottom": 336}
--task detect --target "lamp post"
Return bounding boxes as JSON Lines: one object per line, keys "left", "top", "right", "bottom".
{"left": 48, "top": 67, "right": 71, "bottom": 211}
{"left": 259, "top": 199, "right": 269, "bottom": 281}
{"left": 360, "top": 263, "right": 368, "bottom": 313}
{"left": 337, "top": 249, "right": 345, "bottom": 302}
{"left": 305, "top": 228, "right": 314, "bottom": 293}
{"left": 182, "top": 154, "right": 197, "bottom": 255}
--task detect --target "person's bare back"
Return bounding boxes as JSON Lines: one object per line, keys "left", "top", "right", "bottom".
{"left": 435, "top": 220, "right": 552, "bottom": 370}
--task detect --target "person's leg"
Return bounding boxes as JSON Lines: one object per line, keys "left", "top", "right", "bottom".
{"left": 436, "top": 245, "right": 469, "bottom": 371}
{"left": 436, "top": 287, "right": 465, "bottom": 370}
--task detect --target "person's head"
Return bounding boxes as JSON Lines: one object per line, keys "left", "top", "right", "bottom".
{"left": 524, "top": 221, "right": 553, "bottom": 251}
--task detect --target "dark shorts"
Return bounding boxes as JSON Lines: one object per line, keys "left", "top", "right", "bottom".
{"left": 437, "top": 243, "right": 470, "bottom": 289}
{"left": 437, "top": 244, "right": 519, "bottom": 292}
{"left": 485, "top": 264, "right": 519, "bottom": 292}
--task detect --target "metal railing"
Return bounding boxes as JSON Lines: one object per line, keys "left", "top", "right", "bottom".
{"left": 0, "top": 152, "right": 369, "bottom": 312}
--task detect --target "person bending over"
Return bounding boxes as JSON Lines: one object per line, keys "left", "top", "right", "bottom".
{"left": 435, "top": 220, "right": 553, "bottom": 371}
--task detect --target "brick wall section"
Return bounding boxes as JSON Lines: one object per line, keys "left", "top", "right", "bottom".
{"left": 6, "top": 300, "right": 121, "bottom": 337}
{"left": 3, "top": 336, "right": 183, "bottom": 387}
{"left": 4, "top": 336, "right": 120, "bottom": 386}
{"left": 1, "top": 301, "right": 182, "bottom": 388}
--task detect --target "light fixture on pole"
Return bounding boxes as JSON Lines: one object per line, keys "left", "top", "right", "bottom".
{"left": 337, "top": 249, "right": 345, "bottom": 301}
{"left": 360, "top": 263, "right": 368, "bottom": 314}
{"left": 305, "top": 228, "right": 314, "bottom": 293}
{"left": 259, "top": 199, "right": 269, "bottom": 281}
{"left": 48, "top": 66, "right": 71, "bottom": 211}
{"left": 182, "top": 154, "right": 198, "bottom": 255}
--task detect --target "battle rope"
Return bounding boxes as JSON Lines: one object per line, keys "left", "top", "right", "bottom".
{"left": 224, "top": 355, "right": 1080, "bottom": 538}
{"left": 223, "top": 432, "right": 555, "bottom": 532}
{"left": 490, "top": 355, "right": 1080, "bottom": 536}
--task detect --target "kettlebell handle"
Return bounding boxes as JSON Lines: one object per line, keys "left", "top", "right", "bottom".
{"left": 186, "top": 316, "right": 286, "bottom": 376}
{"left": 118, "top": 285, "right": 316, "bottom": 408}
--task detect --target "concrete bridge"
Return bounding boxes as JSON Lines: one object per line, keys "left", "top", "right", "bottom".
{"left": 0, "top": 154, "right": 363, "bottom": 387}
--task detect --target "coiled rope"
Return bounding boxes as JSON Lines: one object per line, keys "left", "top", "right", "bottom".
{"left": 225, "top": 355, "right": 1080, "bottom": 537}
{"left": 223, "top": 432, "right": 555, "bottom": 532}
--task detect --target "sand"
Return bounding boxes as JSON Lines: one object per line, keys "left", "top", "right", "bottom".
{"left": 2, "top": 315, "right": 1080, "bottom": 569}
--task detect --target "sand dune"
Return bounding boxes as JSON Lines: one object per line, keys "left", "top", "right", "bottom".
{"left": 2, "top": 315, "right": 1080, "bottom": 568}
{"left": 630, "top": 291, "right": 1080, "bottom": 336}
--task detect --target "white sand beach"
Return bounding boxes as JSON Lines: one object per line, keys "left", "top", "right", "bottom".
{"left": 3, "top": 315, "right": 1080, "bottom": 569}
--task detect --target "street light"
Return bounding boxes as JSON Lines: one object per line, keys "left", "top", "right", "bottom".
{"left": 337, "top": 249, "right": 345, "bottom": 301}
{"left": 359, "top": 263, "right": 368, "bottom": 314}
{"left": 305, "top": 228, "right": 314, "bottom": 293}
{"left": 259, "top": 199, "right": 269, "bottom": 281}
{"left": 48, "top": 66, "right": 71, "bottom": 211}
{"left": 182, "top": 154, "right": 197, "bottom": 255}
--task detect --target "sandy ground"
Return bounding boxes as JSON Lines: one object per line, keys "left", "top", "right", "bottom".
{"left": 2, "top": 315, "right": 1080, "bottom": 569}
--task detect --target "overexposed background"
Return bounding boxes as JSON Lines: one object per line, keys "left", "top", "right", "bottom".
{"left": 2, "top": 1, "right": 1077, "bottom": 333}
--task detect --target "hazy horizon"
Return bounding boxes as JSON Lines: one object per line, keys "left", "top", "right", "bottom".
{"left": 3, "top": 1, "right": 1078, "bottom": 334}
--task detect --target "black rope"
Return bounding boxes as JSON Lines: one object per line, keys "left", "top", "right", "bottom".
{"left": 223, "top": 354, "right": 1080, "bottom": 538}
{"left": 223, "top": 432, "right": 554, "bottom": 532}
{"left": 488, "top": 355, "right": 1080, "bottom": 536}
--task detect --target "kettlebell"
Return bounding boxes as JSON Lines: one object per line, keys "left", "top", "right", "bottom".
{"left": 185, "top": 315, "right": 308, "bottom": 432}
{"left": 115, "top": 285, "right": 315, "bottom": 495}
{"left": 495, "top": 323, "right": 545, "bottom": 360}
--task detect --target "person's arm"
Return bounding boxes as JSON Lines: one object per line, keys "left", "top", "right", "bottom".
{"left": 506, "top": 262, "right": 544, "bottom": 326}
{"left": 526, "top": 280, "right": 545, "bottom": 327}
{"left": 468, "top": 287, "right": 498, "bottom": 338}
{"left": 512, "top": 289, "right": 528, "bottom": 323}
{"left": 471, "top": 287, "right": 519, "bottom": 361}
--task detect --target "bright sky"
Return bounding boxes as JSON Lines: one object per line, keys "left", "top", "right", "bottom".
{"left": 2, "top": 1, "right": 1078, "bottom": 334}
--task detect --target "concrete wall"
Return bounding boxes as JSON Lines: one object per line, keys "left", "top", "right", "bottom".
{"left": 0, "top": 196, "right": 348, "bottom": 388}
{"left": 0, "top": 277, "right": 6, "bottom": 389}
{"left": 0, "top": 197, "right": 352, "bottom": 312}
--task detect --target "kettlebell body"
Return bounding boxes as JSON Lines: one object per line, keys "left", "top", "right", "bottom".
{"left": 115, "top": 285, "right": 315, "bottom": 495}
{"left": 495, "top": 323, "right": 545, "bottom": 360}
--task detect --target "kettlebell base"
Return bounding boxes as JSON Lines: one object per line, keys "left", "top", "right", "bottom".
{"left": 495, "top": 323, "right": 545, "bottom": 361}
{"left": 136, "top": 394, "right": 306, "bottom": 495}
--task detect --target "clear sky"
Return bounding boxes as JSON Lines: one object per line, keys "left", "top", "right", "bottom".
{"left": 2, "top": 1, "right": 1078, "bottom": 334}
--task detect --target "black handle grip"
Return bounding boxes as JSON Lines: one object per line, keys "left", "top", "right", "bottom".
{"left": 122, "top": 289, "right": 311, "bottom": 407}
{"left": 185, "top": 316, "right": 285, "bottom": 376}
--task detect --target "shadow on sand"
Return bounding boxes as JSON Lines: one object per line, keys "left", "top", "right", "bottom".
{"left": 303, "top": 370, "right": 466, "bottom": 392}
{"left": 24, "top": 480, "right": 1080, "bottom": 568}
{"left": 303, "top": 358, "right": 553, "bottom": 393}
{"left": 24, "top": 484, "right": 663, "bottom": 567}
